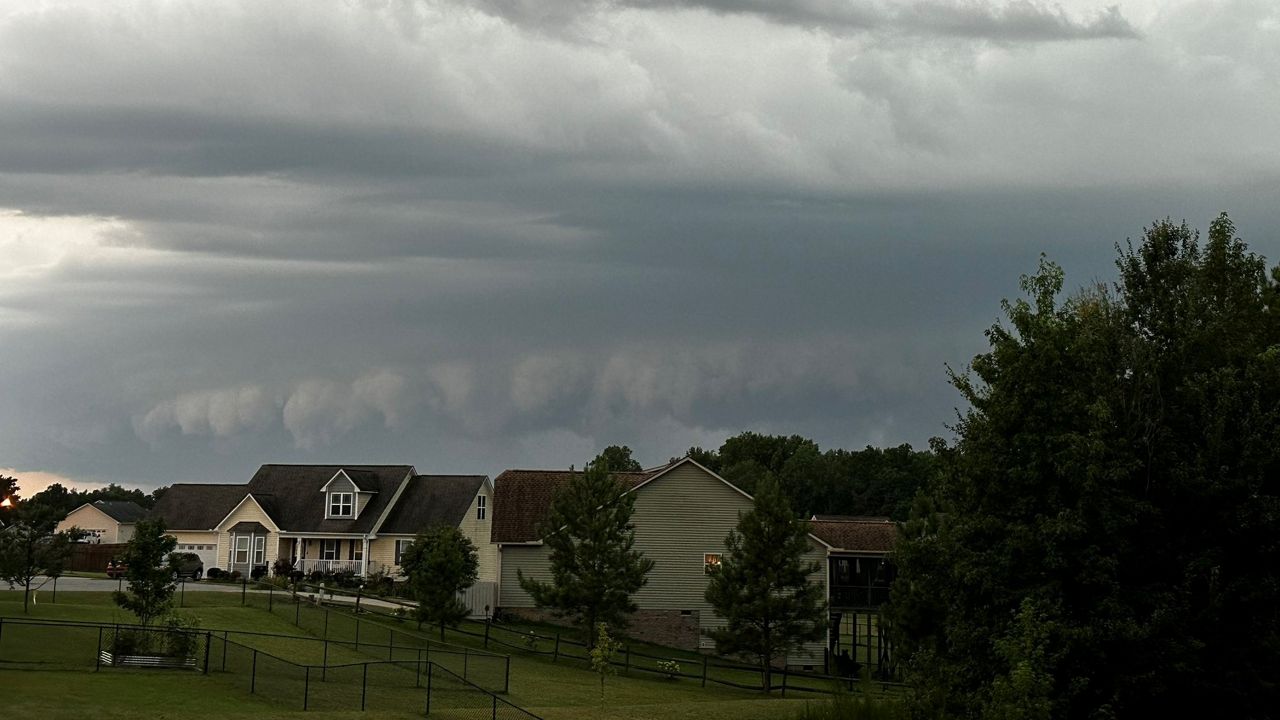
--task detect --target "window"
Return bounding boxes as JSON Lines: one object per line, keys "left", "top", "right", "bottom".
{"left": 253, "top": 536, "right": 266, "bottom": 565}
{"left": 476, "top": 495, "right": 487, "bottom": 520}
{"left": 704, "top": 553, "right": 722, "bottom": 574}
{"left": 395, "top": 539, "right": 413, "bottom": 566}
{"left": 329, "top": 492, "right": 354, "bottom": 517}
{"left": 234, "top": 536, "right": 250, "bottom": 564}
{"left": 353, "top": 542, "right": 364, "bottom": 562}
{"left": 321, "top": 539, "right": 338, "bottom": 561}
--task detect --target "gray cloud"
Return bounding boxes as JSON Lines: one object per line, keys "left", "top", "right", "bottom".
{"left": 0, "top": 0, "right": 1277, "bottom": 492}
{"left": 475, "top": 0, "right": 1138, "bottom": 40}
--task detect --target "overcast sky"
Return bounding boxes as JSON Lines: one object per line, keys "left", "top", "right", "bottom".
{"left": 2, "top": 0, "right": 1278, "bottom": 494}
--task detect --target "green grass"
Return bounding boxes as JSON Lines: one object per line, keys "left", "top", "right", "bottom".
{"left": 0, "top": 590, "right": 842, "bottom": 720}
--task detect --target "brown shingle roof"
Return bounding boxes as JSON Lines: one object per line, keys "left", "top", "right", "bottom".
{"left": 807, "top": 516, "right": 899, "bottom": 553}
{"left": 380, "top": 475, "right": 487, "bottom": 535}
{"left": 491, "top": 468, "right": 661, "bottom": 544}
{"left": 150, "top": 484, "right": 247, "bottom": 530}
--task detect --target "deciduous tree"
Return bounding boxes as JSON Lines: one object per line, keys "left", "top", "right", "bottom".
{"left": 112, "top": 518, "right": 178, "bottom": 626}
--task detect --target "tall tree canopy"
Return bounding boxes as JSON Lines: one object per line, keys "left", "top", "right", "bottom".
{"left": 518, "top": 453, "right": 654, "bottom": 645}
{"left": 596, "top": 445, "right": 643, "bottom": 472}
{"left": 889, "top": 215, "right": 1280, "bottom": 719}
{"left": 686, "top": 433, "right": 934, "bottom": 520}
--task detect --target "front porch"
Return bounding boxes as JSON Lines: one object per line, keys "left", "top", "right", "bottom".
{"left": 284, "top": 537, "right": 371, "bottom": 577}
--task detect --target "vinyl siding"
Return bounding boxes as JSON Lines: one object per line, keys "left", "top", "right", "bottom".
{"left": 56, "top": 505, "right": 126, "bottom": 544}
{"left": 216, "top": 498, "right": 279, "bottom": 572}
{"left": 498, "top": 462, "right": 831, "bottom": 661}
{"left": 459, "top": 488, "right": 497, "bottom": 582}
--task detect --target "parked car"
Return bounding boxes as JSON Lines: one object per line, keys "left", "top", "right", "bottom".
{"left": 170, "top": 552, "right": 204, "bottom": 581}
{"left": 105, "top": 553, "right": 204, "bottom": 581}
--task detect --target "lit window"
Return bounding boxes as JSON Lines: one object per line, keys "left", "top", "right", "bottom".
{"left": 704, "top": 553, "right": 722, "bottom": 574}
{"left": 477, "top": 495, "right": 487, "bottom": 520}
{"left": 329, "top": 492, "right": 353, "bottom": 517}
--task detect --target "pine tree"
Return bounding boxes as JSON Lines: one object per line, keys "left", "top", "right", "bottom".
{"left": 704, "top": 475, "right": 826, "bottom": 692}
{"left": 401, "top": 524, "right": 479, "bottom": 639}
{"left": 518, "top": 455, "right": 654, "bottom": 645}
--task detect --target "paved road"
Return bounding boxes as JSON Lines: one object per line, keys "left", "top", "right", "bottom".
{"left": 28, "top": 575, "right": 410, "bottom": 611}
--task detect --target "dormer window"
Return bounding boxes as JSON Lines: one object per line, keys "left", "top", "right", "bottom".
{"left": 328, "top": 492, "right": 353, "bottom": 518}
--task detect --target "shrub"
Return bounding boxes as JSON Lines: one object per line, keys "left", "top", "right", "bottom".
{"left": 206, "top": 567, "right": 226, "bottom": 580}
{"left": 229, "top": 570, "right": 242, "bottom": 581}
{"left": 792, "top": 674, "right": 908, "bottom": 720}
{"left": 250, "top": 565, "right": 268, "bottom": 581}
{"left": 272, "top": 558, "right": 294, "bottom": 578}
{"left": 657, "top": 659, "right": 681, "bottom": 678}
{"left": 162, "top": 613, "right": 200, "bottom": 657}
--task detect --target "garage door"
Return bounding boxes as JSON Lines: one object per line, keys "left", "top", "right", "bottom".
{"left": 176, "top": 543, "right": 219, "bottom": 573}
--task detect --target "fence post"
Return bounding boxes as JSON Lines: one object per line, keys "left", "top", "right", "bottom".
{"left": 415, "top": 648, "right": 422, "bottom": 688}
{"left": 323, "top": 608, "right": 329, "bottom": 639}
{"left": 355, "top": 616, "right": 360, "bottom": 650}
{"left": 491, "top": 695, "right": 498, "bottom": 720}
{"left": 781, "top": 666, "right": 788, "bottom": 698}
{"left": 221, "top": 631, "right": 228, "bottom": 671}
{"left": 117, "top": 576, "right": 123, "bottom": 593}
{"left": 701, "top": 655, "right": 708, "bottom": 688}
{"left": 180, "top": 578, "right": 185, "bottom": 607}
{"left": 553, "top": 633, "right": 560, "bottom": 662}
{"left": 94, "top": 625, "right": 102, "bottom": 672}
{"left": 484, "top": 619, "right": 490, "bottom": 649}
{"left": 295, "top": 598, "right": 301, "bottom": 626}
{"left": 624, "top": 645, "right": 630, "bottom": 676}
{"left": 304, "top": 666, "right": 310, "bottom": 711}
{"left": 424, "top": 661, "right": 433, "bottom": 716}
{"left": 361, "top": 663, "right": 368, "bottom": 711}
{"left": 251, "top": 649, "right": 258, "bottom": 693}
{"left": 269, "top": 583, "right": 274, "bottom": 612}
{"left": 242, "top": 578, "right": 247, "bottom": 606}
{"left": 322, "top": 639, "right": 329, "bottom": 681}
{"left": 355, "top": 586, "right": 362, "bottom": 614}
{"left": 504, "top": 655, "right": 510, "bottom": 694}
{"left": 52, "top": 576, "right": 57, "bottom": 603}
{"left": 203, "top": 631, "right": 211, "bottom": 675}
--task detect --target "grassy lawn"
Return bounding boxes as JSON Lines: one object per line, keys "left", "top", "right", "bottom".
{"left": 0, "top": 590, "right": 831, "bottom": 720}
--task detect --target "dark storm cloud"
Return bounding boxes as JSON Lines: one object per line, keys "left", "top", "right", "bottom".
{"left": 476, "top": 0, "right": 1138, "bottom": 40}
{"left": 1, "top": 0, "right": 1278, "bottom": 491}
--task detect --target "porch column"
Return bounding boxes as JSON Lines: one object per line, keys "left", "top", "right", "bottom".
{"left": 361, "top": 537, "right": 370, "bottom": 576}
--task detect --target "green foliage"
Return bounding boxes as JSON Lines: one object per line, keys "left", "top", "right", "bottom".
{"left": 0, "top": 503, "right": 74, "bottom": 612}
{"left": 400, "top": 524, "right": 479, "bottom": 638}
{"left": 21, "top": 481, "right": 155, "bottom": 519}
{"left": 704, "top": 475, "right": 827, "bottom": 692}
{"left": 597, "top": 445, "right": 643, "bottom": 472}
{"left": 686, "top": 434, "right": 935, "bottom": 520}
{"left": 589, "top": 622, "right": 622, "bottom": 700}
{"left": 890, "top": 214, "right": 1280, "bottom": 719}
{"left": 518, "top": 453, "right": 655, "bottom": 645}
{"left": 112, "top": 517, "right": 178, "bottom": 626}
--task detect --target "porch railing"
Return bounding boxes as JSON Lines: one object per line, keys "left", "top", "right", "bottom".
{"left": 294, "top": 558, "right": 364, "bottom": 575}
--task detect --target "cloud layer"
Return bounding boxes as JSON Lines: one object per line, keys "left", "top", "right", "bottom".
{"left": 1, "top": 0, "right": 1278, "bottom": 489}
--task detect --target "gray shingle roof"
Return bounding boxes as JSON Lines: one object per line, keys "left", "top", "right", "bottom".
{"left": 243, "top": 464, "right": 414, "bottom": 533}
{"left": 92, "top": 500, "right": 148, "bottom": 523}
{"left": 150, "top": 484, "right": 247, "bottom": 530}
{"left": 379, "top": 475, "right": 487, "bottom": 535}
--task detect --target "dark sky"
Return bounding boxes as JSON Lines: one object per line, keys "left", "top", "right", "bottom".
{"left": 2, "top": 0, "right": 1278, "bottom": 492}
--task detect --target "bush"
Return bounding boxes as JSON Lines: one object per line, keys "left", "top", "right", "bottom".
{"left": 250, "top": 565, "right": 268, "bottom": 580}
{"left": 792, "top": 675, "right": 907, "bottom": 720}
{"left": 206, "top": 567, "right": 226, "bottom": 580}
{"left": 272, "top": 558, "right": 294, "bottom": 578}
{"left": 229, "top": 570, "right": 242, "bottom": 581}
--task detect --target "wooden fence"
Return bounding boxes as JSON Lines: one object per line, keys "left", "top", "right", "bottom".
{"left": 66, "top": 543, "right": 127, "bottom": 573}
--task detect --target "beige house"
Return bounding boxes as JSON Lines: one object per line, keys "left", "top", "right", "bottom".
{"left": 150, "top": 465, "right": 493, "bottom": 580}
{"left": 492, "top": 457, "right": 831, "bottom": 666}
{"left": 56, "top": 500, "right": 147, "bottom": 544}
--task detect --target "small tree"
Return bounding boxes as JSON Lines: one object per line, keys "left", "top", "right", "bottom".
{"left": 0, "top": 504, "right": 74, "bottom": 613}
{"left": 400, "top": 524, "right": 479, "bottom": 639}
{"left": 704, "top": 475, "right": 827, "bottom": 692}
{"left": 518, "top": 454, "right": 655, "bottom": 646}
{"left": 589, "top": 622, "right": 622, "bottom": 701}
{"left": 112, "top": 518, "right": 178, "bottom": 627}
